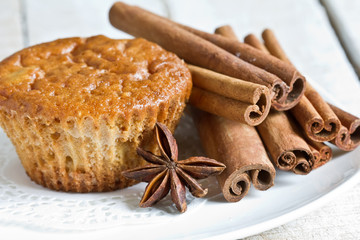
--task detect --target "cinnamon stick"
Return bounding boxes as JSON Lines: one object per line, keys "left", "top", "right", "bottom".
{"left": 169, "top": 23, "right": 306, "bottom": 111}
{"left": 217, "top": 26, "right": 314, "bottom": 174}
{"left": 214, "top": 25, "right": 237, "bottom": 39}
{"left": 243, "top": 29, "right": 335, "bottom": 170}
{"left": 190, "top": 26, "right": 275, "bottom": 195}
{"left": 309, "top": 146, "right": 321, "bottom": 168}
{"left": 214, "top": 27, "right": 276, "bottom": 190}
{"left": 188, "top": 65, "right": 271, "bottom": 126}
{"left": 307, "top": 140, "right": 332, "bottom": 169}
{"left": 329, "top": 103, "right": 360, "bottom": 151}
{"left": 192, "top": 109, "right": 276, "bottom": 202}
{"left": 261, "top": 29, "right": 341, "bottom": 142}
{"left": 261, "top": 30, "right": 290, "bottom": 63}
{"left": 109, "top": 2, "right": 289, "bottom": 110}
{"left": 244, "top": 34, "right": 270, "bottom": 54}
{"left": 256, "top": 110, "right": 314, "bottom": 174}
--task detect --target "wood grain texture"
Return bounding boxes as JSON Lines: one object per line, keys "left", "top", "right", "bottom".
{"left": 245, "top": 182, "right": 360, "bottom": 240}
{"left": 0, "top": 0, "right": 23, "bottom": 60}
{"left": 322, "top": 0, "right": 360, "bottom": 77}
{"left": 24, "top": 0, "right": 166, "bottom": 46}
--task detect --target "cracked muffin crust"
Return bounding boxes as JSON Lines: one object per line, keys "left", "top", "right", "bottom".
{"left": 0, "top": 35, "right": 192, "bottom": 192}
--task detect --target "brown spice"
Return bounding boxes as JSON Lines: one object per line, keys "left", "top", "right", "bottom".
{"left": 122, "top": 123, "right": 225, "bottom": 213}
{"left": 260, "top": 29, "right": 341, "bottom": 142}
{"left": 232, "top": 27, "right": 314, "bottom": 174}
{"left": 171, "top": 23, "right": 306, "bottom": 110}
{"left": 188, "top": 65, "right": 271, "bottom": 126}
{"left": 307, "top": 140, "right": 332, "bottom": 169}
{"left": 244, "top": 28, "right": 336, "bottom": 171}
{"left": 329, "top": 103, "right": 360, "bottom": 151}
{"left": 257, "top": 110, "right": 314, "bottom": 174}
{"left": 214, "top": 26, "right": 276, "bottom": 190}
{"left": 214, "top": 25, "right": 238, "bottom": 39}
{"left": 190, "top": 27, "right": 276, "bottom": 203}
{"left": 109, "top": 2, "right": 291, "bottom": 110}
{"left": 192, "top": 109, "right": 276, "bottom": 202}
{"left": 244, "top": 34, "right": 270, "bottom": 54}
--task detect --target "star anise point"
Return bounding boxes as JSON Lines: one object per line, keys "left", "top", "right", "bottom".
{"left": 122, "top": 123, "right": 226, "bottom": 213}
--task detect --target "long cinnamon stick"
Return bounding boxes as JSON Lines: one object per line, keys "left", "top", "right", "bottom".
{"left": 329, "top": 103, "right": 360, "bottom": 151}
{"left": 192, "top": 109, "right": 276, "bottom": 202}
{"left": 261, "top": 29, "right": 341, "bottom": 142}
{"left": 143, "top": 13, "right": 305, "bottom": 110}
{"left": 170, "top": 24, "right": 306, "bottom": 111}
{"left": 188, "top": 65, "right": 271, "bottom": 126}
{"left": 109, "top": 2, "right": 289, "bottom": 110}
{"left": 256, "top": 110, "right": 314, "bottom": 174}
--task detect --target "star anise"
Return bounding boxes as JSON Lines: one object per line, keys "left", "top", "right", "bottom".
{"left": 122, "top": 122, "right": 226, "bottom": 213}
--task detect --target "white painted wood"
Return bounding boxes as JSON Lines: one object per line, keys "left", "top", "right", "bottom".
{"left": 322, "top": 0, "right": 360, "bottom": 77}
{"left": 0, "top": 0, "right": 23, "bottom": 60}
{"left": 246, "top": 182, "right": 360, "bottom": 239}
{"left": 166, "top": 0, "right": 360, "bottom": 114}
{"left": 25, "top": 0, "right": 166, "bottom": 46}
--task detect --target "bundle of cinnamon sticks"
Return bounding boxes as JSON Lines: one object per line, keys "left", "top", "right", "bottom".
{"left": 109, "top": 2, "right": 360, "bottom": 203}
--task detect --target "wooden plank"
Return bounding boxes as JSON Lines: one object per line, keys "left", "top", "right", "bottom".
{"left": 25, "top": 0, "right": 167, "bottom": 46}
{"left": 322, "top": 0, "right": 360, "bottom": 77}
{"left": 0, "top": 0, "right": 23, "bottom": 60}
{"left": 166, "top": 0, "right": 360, "bottom": 114}
{"left": 245, "top": 182, "right": 360, "bottom": 239}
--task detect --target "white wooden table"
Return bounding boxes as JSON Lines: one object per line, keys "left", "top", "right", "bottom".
{"left": 0, "top": 0, "right": 359, "bottom": 239}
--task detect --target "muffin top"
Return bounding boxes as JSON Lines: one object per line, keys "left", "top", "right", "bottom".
{"left": 0, "top": 35, "right": 192, "bottom": 121}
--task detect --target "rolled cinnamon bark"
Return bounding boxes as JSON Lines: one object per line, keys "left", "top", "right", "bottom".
{"left": 329, "top": 103, "right": 360, "bottom": 151}
{"left": 214, "top": 28, "right": 276, "bottom": 190}
{"left": 192, "top": 109, "right": 276, "bottom": 202}
{"left": 214, "top": 25, "right": 237, "bottom": 39}
{"left": 171, "top": 24, "right": 306, "bottom": 111}
{"left": 257, "top": 110, "right": 314, "bottom": 175}
{"left": 109, "top": 2, "right": 289, "bottom": 110}
{"left": 207, "top": 26, "right": 275, "bottom": 194}
{"left": 260, "top": 29, "right": 341, "bottom": 142}
{"left": 217, "top": 26, "right": 269, "bottom": 55}
{"left": 225, "top": 27, "right": 314, "bottom": 174}
{"left": 244, "top": 29, "right": 334, "bottom": 171}
{"left": 309, "top": 146, "right": 321, "bottom": 167}
{"left": 244, "top": 34, "right": 270, "bottom": 54}
{"left": 188, "top": 65, "right": 271, "bottom": 126}
{"left": 262, "top": 29, "right": 290, "bottom": 63}
{"left": 307, "top": 140, "right": 332, "bottom": 169}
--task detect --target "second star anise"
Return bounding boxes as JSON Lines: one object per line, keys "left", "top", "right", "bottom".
{"left": 122, "top": 122, "right": 226, "bottom": 213}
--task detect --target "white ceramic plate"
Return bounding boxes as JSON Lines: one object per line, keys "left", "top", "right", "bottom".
{"left": 0, "top": 109, "right": 359, "bottom": 240}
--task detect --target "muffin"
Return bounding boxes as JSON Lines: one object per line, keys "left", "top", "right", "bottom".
{"left": 0, "top": 35, "right": 192, "bottom": 192}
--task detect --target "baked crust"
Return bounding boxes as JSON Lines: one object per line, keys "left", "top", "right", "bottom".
{"left": 0, "top": 35, "right": 191, "bottom": 122}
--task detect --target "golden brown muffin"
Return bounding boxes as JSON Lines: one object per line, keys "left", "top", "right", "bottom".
{"left": 0, "top": 35, "right": 192, "bottom": 192}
